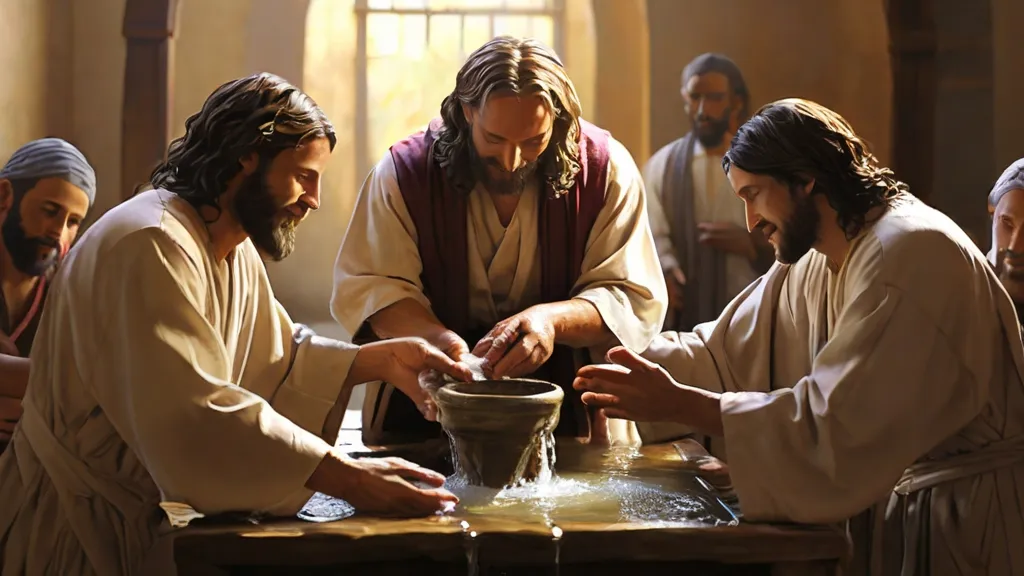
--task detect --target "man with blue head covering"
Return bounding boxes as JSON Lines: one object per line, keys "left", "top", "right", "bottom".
{"left": 0, "top": 138, "right": 95, "bottom": 452}
{"left": 988, "top": 158, "right": 1024, "bottom": 319}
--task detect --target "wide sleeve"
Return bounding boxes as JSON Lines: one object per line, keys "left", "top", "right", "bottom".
{"left": 641, "top": 146, "right": 680, "bottom": 271}
{"left": 642, "top": 256, "right": 791, "bottom": 395}
{"left": 90, "top": 229, "right": 337, "bottom": 516}
{"left": 330, "top": 155, "right": 432, "bottom": 339}
{"left": 719, "top": 282, "right": 987, "bottom": 523}
{"left": 237, "top": 259, "right": 359, "bottom": 442}
{"left": 573, "top": 137, "right": 669, "bottom": 354}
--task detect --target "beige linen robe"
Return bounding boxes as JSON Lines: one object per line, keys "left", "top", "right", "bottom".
{"left": 644, "top": 196, "right": 1024, "bottom": 574}
{"left": 332, "top": 136, "right": 667, "bottom": 445}
{"left": 0, "top": 190, "right": 359, "bottom": 575}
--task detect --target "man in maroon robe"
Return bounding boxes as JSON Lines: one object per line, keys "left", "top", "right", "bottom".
{"left": 332, "top": 37, "right": 667, "bottom": 446}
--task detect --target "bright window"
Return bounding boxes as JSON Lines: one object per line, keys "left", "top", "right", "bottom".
{"left": 354, "top": 0, "right": 565, "bottom": 177}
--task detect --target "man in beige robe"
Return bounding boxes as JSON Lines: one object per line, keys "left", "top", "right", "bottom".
{"left": 0, "top": 73, "right": 473, "bottom": 576}
{"left": 332, "top": 37, "right": 666, "bottom": 446}
{"left": 575, "top": 99, "right": 1024, "bottom": 574}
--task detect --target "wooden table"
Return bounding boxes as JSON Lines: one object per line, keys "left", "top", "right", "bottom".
{"left": 171, "top": 440, "right": 849, "bottom": 575}
{"left": 173, "top": 517, "right": 847, "bottom": 575}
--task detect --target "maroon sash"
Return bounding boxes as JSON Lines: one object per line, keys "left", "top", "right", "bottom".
{"left": 378, "top": 119, "right": 610, "bottom": 440}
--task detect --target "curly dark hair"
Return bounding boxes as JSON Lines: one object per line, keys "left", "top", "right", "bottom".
{"left": 148, "top": 72, "right": 336, "bottom": 216}
{"left": 433, "top": 36, "right": 582, "bottom": 197}
{"left": 722, "top": 98, "right": 907, "bottom": 239}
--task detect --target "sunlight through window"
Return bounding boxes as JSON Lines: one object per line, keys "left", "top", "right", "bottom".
{"left": 356, "top": 0, "right": 564, "bottom": 176}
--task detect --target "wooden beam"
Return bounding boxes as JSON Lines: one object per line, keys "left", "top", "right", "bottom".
{"left": 121, "top": 0, "right": 179, "bottom": 199}
{"left": 885, "top": 0, "right": 937, "bottom": 202}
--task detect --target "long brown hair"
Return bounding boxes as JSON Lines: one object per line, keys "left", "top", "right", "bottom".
{"left": 148, "top": 73, "right": 336, "bottom": 216}
{"left": 434, "top": 36, "right": 583, "bottom": 197}
{"left": 723, "top": 98, "right": 907, "bottom": 239}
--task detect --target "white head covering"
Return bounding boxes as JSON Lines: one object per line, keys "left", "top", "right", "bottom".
{"left": 987, "top": 158, "right": 1024, "bottom": 265}
{"left": 0, "top": 138, "right": 96, "bottom": 205}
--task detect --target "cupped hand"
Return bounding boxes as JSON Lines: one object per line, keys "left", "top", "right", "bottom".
{"left": 372, "top": 338, "right": 474, "bottom": 417}
{"left": 573, "top": 346, "right": 686, "bottom": 422}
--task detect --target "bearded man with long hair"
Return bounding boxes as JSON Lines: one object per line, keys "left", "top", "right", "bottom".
{"left": 333, "top": 37, "right": 667, "bottom": 447}
{"left": 575, "top": 98, "right": 1024, "bottom": 575}
{"left": 0, "top": 73, "right": 473, "bottom": 576}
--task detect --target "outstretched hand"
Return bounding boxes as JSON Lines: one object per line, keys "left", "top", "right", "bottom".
{"left": 573, "top": 347, "right": 723, "bottom": 435}
{"left": 573, "top": 347, "right": 687, "bottom": 422}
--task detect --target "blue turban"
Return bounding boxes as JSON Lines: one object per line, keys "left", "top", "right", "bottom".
{"left": 989, "top": 158, "right": 1024, "bottom": 210}
{"left": 0, "top": 138, "right": 96, "bottom": 206}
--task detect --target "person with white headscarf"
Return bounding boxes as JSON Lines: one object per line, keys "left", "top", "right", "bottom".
{"left": 0, "top": 138, "right": 96, "bottom": 452}
{"left": 988, "top": 158, "right": 1024, "bottom": 321}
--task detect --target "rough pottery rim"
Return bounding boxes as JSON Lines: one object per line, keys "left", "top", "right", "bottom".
{"left": 435, "top": 378, "right": 564, "bottom": 408}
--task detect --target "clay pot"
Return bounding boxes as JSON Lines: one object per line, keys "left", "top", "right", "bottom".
{"left": 434, "top": 379, "right": 563, "bottom": 489}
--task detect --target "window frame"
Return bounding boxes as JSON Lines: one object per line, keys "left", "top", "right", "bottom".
{"left": 352, "top": 0, "right": 566, "bottom": 182}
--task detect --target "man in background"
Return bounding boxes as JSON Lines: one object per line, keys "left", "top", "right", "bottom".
{"left": 0, "top": 138, "right": 94, "bottom": 452}
{"left": 643, "top": 53, "right": 773, "bottom": 332}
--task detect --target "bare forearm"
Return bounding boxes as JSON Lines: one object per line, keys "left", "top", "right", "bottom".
{"left": 367, "top": 298, "right": 450, "bottom": 342}
{"left": 0, "top": 354, "right": 29, "bottom": 398}
{"left": 664, "top": 384, "right": 724, "bottom": 437}
{"left": 342, "top": 343, "right": 390, "bottom": 389}
{"left": 684, "top": 388, "right": 725, "bottom": 437}
{"left": 534, "top": 299, "right": 613, "bottom": 349}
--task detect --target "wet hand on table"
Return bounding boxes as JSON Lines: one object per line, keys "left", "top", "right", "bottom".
{"left": 574, "top": 347, "right": 724, "bottom": 435}
{"left": 313, "top": 451, "right": 458, "bottom": 517}
{"left": 573, "top": 347, "right": 690, "bottom": 423}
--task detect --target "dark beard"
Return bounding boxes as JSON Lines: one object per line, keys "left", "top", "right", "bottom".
{"left": 774, "top": 187, "right": 821, "bottom": 264}
{"left": 2, "top": 195, "right": 60, "bottom": 276}
{"left": 232, "top": 167, "right": 298, "bottom": 261}
{"left": 468, "top": 144, "right": 539, "bottom": 196}
{"left": 694, "top": 111, "right": 731, "bottom": 149}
